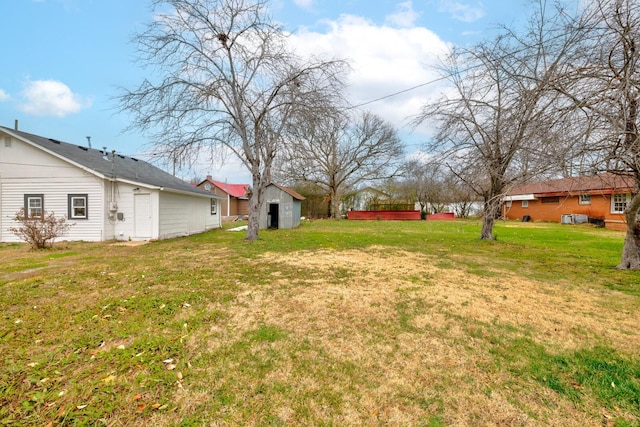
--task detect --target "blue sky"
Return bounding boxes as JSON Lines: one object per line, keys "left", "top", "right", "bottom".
{"left": 1, "top": 0, "right": 538, "bottom": 183}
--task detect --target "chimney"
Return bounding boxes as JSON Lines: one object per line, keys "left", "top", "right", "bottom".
{"left": 206, "top": 175, "right": 212, "bottom": 181}
{"left": 14, "top": 119, "right": 18, "bottom": 131}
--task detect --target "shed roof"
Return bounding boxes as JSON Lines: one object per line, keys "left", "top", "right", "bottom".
{"left": 506, "top": 173, "right": 634, "bottom": 197}
{"left": 269, "top": 183, "right": 305, "bottom": 200}
{"left": 1, "top": 126, "right": 218, "bottom": 198}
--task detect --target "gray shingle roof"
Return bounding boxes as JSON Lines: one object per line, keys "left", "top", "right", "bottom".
{"left": 2, "top": 126, "right": 216, "bottom": 198}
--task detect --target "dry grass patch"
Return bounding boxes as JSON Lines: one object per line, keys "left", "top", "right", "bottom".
{"left": 176, "top": 247, "right": 639, "bottom": 425}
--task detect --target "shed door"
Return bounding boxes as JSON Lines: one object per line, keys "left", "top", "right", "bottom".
{"left": 268, "top": 203, "right": 279, "bottom": 229}
{"left": 134, "top": 193, "right": 152, "bottom": 238}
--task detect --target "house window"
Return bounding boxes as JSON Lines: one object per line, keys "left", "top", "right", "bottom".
{"left": 68, "top": 194, "right": 88, "bottom": 219}
{"left": 612, "top": 193, "right": 631, "bottom": 213}
{"left": 24, "top": 194, "right": 44, "bottom": 219}
{"left": 579, "top": 194, "right": 591, "bottom": 205}
{"left": 211, "top": 198, "right": 217, "bottom": 215}
{"left": 541, "top": 196, "right": 560, "bottom": 204}
{"left": 521, "top": 200, "right": 529, "bottom": 208}
{"left": 505, "top": 201, "right": 512, "bottom": 208}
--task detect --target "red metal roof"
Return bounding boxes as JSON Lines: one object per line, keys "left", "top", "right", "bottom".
{"left": 205, "top": 179, "right": 250, "bottom": 198}
{"left": 507, "top": 173, "right": 634, "bottom": 197}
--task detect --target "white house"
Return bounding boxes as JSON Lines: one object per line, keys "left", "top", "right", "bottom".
{"left": 0, "top": 125, "right": 224, "bottom": 242}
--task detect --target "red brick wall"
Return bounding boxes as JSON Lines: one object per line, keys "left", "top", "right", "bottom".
{"left": 502, "top": 194, "right": 627, "bottom": 230}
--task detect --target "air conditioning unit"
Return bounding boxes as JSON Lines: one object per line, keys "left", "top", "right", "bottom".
{"left": 574, "top": 214, "right": 588, "bottom": 224}
{"left": 561, "top": 214, "right": 574, "bottom": 224}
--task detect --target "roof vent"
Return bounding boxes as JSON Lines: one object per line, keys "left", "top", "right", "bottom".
{"left": 48, "top": 138, "right": 61, "bottom": 144}
{"left": 77, "top": 146, "right": 88, "bottom": 151}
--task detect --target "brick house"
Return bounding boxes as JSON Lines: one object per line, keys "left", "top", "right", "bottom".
{"left": 197, "top": 176, "right": 249, "bottom": 219}
{"left": 502, "top": 173, "right": 635, "bottom": 230}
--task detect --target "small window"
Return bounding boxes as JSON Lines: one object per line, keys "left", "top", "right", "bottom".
{"left": 4, "top": 137, "right": 11, "bottom": 148}
{"left": 211, "top": 198, "right": 217, "bottom": 215}
{"left": 612, "top": 193, "right": 630, "bottom": 214}
{"left": 541, "top": 196, "right": 560, "bottom": 204}
{"left": 24, "top": 194, "right": 44, "bottom": 219}
{"left": 579, "top": 194, "right": 591, "bottom": 205}
{"left": 68, "top": 194, "right": 88, "bottom": 219}
{"left": 521, "top": 200, "right": 528, "bottom": 208}
{"left": 505, "top": 201, "right": 512, "bottom": 208}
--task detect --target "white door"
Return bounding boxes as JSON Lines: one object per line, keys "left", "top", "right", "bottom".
{"left": 134, "top": 193, "right": 152, "bottom": 238}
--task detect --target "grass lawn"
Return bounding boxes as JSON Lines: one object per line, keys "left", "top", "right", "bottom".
{"left": 1, "top": 219, "right": 639, "bottom": 426}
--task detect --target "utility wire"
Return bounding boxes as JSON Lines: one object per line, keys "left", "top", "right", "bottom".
{"left": 346, "top": 74, "right": 451, "bottom": 110}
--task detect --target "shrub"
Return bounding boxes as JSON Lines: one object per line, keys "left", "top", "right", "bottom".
{"left": 8, "top": 208, "right": 73, "bottom": 249}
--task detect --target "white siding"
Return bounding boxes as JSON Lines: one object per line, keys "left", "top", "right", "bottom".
{"left": 0, "top": 136, "right": 104, "bottom": 242}
{"left": 159, "top": 192, "right": 220, "bottom": 239}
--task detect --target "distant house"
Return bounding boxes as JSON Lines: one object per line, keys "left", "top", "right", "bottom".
{"left": 343, "top": 187, "right": 391, "bottom": 212}
{"left": 197, "top": 176, "right": 249, "bottom": 219}
{"left": 502, "top": 173, "right": 634, "bottom": 230}
{"left": 0, "top": 126, "right": 223, "bottom": 242}
{"left": 260, "top": 183, "right": 305, "bottom": 229}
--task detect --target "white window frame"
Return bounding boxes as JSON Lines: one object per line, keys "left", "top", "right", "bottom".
{"left": 521, "top": 200, "right": 528, "bottom": 208}
{"left": 611, "top": 193, "right": 631, "bottom": 214}
{"left": 68, "top": 194, "right": 88, "bottom": 219}
{"left": 24, "top": 194, "right": 44, "bottom": 219}
{"left": 505, "top": 201, "right": 512, "bottom": 208}
{"left": 579, "top": 194, "right": 591, "bottom": 205}
{"left": 211, "top": 198, "right": 217, "bottom": 215}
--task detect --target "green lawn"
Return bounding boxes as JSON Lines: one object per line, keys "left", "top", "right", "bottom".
{"left": 1, "top": 219, "right": 639, "bottom": 426}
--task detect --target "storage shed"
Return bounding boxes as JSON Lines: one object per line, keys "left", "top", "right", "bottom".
{"left": 259, "top": 184, "right": 305, "bottom": 230}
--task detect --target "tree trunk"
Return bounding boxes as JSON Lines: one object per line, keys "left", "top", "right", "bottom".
{"left": 617, "top": 192, "right": 640, "bottom": 269}
{"left": 480, "top": 195, "right": 501, "bottom": 240}
{"left": 245, "top": 170, "right": 264, "bottom": 241}
{"left": 330, "top": 188, "right": 342, "bottom": 219}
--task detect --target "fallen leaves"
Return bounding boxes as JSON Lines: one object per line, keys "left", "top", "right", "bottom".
{"left": 163, "top": 358, "right": 177, "bottom": 370}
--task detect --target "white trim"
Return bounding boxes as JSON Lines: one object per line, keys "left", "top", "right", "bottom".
{"left": 503, "top": 194, "right": 537, "bottom": 201}
{"left": 611, "top": 193, "right": 631, "bottom": 214}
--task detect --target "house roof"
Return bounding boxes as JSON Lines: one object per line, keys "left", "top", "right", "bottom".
{"left": 506, "top": 173, "right": 635, "bottom": 197}
{"left": 269, "top": 183, "right": 305, "bottom": 200}
{"left": 1, "top": 126, "right": 220, "bottom": 198}
{"left": 203, "top": 179, "right": 250, "bottom": 199}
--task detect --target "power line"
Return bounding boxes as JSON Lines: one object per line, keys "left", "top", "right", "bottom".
{"left": 346, "top": 74, "right": 451, "bottom": 110}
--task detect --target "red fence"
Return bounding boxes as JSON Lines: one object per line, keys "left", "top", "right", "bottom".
{"left": 347, "top": 210, "right": 422, "bottom": 220}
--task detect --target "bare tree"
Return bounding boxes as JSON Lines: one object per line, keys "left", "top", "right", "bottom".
{"left": 280, "top": 110, "right": 404, "bottom": 219}
{"left": 402, "top": 159, "right": 448, "bottom": 214}
{"left": 120, "top": 0, "right": 346, "bottom": 240}
{"left": 551, "top": 0, "right": 640, "bottom": 268}
{"left": 413, "top": 3, "right": 582, "bottom": 239}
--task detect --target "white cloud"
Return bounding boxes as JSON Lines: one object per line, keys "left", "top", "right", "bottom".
{"left": 438, "top": 1, "right": 485, "bottom": 23}
{"left": 288, "top": 15, "right": 450, "bottom": 137}
{"left": 293, "top": 0, "right": 314, "bottom": 10}
{"left": 0, "top": 89, "right": 9, "bottom": 102}
{"left": 19, "top": 79, "right": 91, "bottom": 117}
{"left": 385, "top": 1, "right": 420, "bottom": 28}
